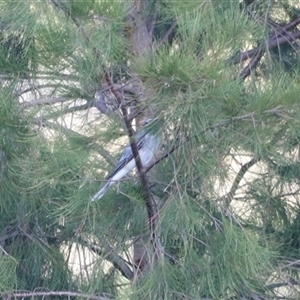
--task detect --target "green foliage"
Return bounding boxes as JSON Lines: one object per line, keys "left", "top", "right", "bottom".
{"left": 1, "top": 0, "right": 300, "bottom": 299}
{"left": 0, "top": 257, "right": 18, "bottom": 291}
{"left": 0, "top": 89, "right": 89, "bottom": 291}
{"left": 203, "top": 221, "right": 274, "bottom": 297}
{"left": 12, "top": 241, "right": 71, "bottom": 291}
{"left": 0, "top": 2, "right": 38, "bottom": 75}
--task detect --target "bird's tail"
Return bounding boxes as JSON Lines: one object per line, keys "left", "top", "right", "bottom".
{"left": 91, "top": 181, "right": 111, "bottom": 201}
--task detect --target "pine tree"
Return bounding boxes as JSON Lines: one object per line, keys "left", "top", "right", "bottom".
{"left": 1, "top": 0, "right": 300, "bottom": 299}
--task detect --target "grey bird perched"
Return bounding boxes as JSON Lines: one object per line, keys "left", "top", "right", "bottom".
{"left": 91, "top": 118, "right": 160, "bottom": 201}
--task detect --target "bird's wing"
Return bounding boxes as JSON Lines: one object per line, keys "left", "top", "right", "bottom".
{"left": 106, "top": 131, "right": 147, "bottom": 180}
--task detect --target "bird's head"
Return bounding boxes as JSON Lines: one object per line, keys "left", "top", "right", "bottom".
{"left": 138, "top": 117, "right": 160, "bottom": 137}
{"left": 138, "top": 118, "right": 158, "bottom": 127}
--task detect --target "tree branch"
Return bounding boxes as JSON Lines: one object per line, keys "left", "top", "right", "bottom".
{"left": 0, "top": 291, "right": 113, "bottom": 300}
{"left": 270, "top": 15, "right": 300, "bottom": 33}
{"left": 208, "top": 106, "right": 285, "bottom": 130}
{"left": 237, "top": 28, "right": 300, "bottom": 80}
{"left": 232, "top": 24, "right": 300, "bottom": 65}
{"left": 223, "top": 158, "right": 260, "bottom": 206}
{"left": 21, "top": 96, "right": 71, "bottom": 107}
{"left": 266, "top": 279, "right": 300, "bottom": 290}
{"left": 51, "top": 0, "right": 163, "bottom": 259}
{"left": 104, "top": 73, "right": 163, "bottom": 258}
{"left": 127, "top": 1, "right": 152, "bottom": 55}
{"left": 238, "top": 45, "right": 265, "bottom": 80}
{"left": 78, "top": 237, "right": 134, "bottom": 280}
{"left": 16, "top": 83, "right": 66, "bottom": 96}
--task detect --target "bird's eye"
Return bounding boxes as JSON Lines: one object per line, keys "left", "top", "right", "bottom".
{"left": 144, "top": 119, "right": 152, "bottom": 125}
{"left": 139, "top": 118, "right": 152, "bottom": 126}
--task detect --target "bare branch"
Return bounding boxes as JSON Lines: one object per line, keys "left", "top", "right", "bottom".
{"left": 269, "top": 30, "right": 300, "bottom": 48}
{"left": 0, "top": 290, "right": 113, "bottom": 300}
{"left": 237, "top": 28, "right": 300, "bottom": 80}
{"left": 79, "top": 237, "right": 134, "bottom": 280}
{"left": 238, "top": 45, "right": 265, "bottom": 80}
{"left": 51, "top": 0, "right": 163, "bottom": 260}
{"left": 209, "top": 106, "right": 285, "bottom": 131}
{"left": 104, "top": 72, "right": 163, "bottom": 258}
{"left": 223, "top": 158, "right": 260, "bottom": 206}
{"left": 16, "top": 83, "right": 65, "bottom": 96}
{"left": 267, "top": 279, "right": 300, "bottom": 290}
{"left": 232, "top": 28, "right": 300, "bottom": 65}
{"left": 54, "top": 102, "right": 94, "bottom": 115}
{"left": 273, "top": 15, "right": 300, "bottom": 32}
{"left": 21, "top": 96, "right": 71, "bottom": 107}
{"left": 127, "top": 1, "right": 152, "bottom": 55}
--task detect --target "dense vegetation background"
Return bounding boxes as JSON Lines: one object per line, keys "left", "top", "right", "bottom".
{"left": 1, "top": 0, "right": 300, "bottom": 299}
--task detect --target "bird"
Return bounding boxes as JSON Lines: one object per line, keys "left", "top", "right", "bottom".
{"left": 91, "top": 118, "right": 160, "bottom": 201}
